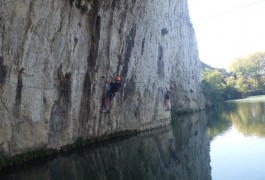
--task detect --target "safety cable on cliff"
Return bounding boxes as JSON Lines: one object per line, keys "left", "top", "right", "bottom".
{"left": 4, "top": 79, "right": 92, "bottom": 91}
{"left": 224, "top": 0, "right": 265, "bottom": 13}
{"left": 3, "top": 78, "right": 147, "bottom": 96}
{"left": 6, "top": 1, "right": 58, "bottom": 10}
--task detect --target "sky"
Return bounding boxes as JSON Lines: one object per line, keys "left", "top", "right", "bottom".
{"left": 188, "top": 0, "right": 265, "bottom": 69}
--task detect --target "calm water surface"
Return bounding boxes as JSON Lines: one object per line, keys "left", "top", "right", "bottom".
{"left": 1, "top": 95, "right": 265, "bottom": 180}
{"left": 209, "top": 95, "right": 265, "bottom": 180}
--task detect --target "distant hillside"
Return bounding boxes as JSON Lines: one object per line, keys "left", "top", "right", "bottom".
{"left": 201, "top": 61, "right": 229, "bottom": 78}
{"left": 201, "top": 61, "right": 214, "bottom": 70}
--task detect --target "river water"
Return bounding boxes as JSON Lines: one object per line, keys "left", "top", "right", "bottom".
{"left": 209, "top": 95, "right": 265, "bottom": 180}
{"left": 1, "top": 96, "right": 265, "bottom": 180}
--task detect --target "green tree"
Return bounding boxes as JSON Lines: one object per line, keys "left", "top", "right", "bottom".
{"left": 225, "top": 75, "right": 236, "bottom": 87}
{"left": 227, "top": 51, "right": 265, "bottom": 95}
{"left": 202, "top": 68, "right": 242, "bottom": 106}
{"left": 202, "top": 69, "right": 226, "bottom": 107}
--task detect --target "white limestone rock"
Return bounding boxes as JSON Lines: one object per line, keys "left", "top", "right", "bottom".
{"left": 0, "top": 0, "right": 204, "bottom": 156}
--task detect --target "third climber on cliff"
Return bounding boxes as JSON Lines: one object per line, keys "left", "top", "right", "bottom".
{"left": 101, "top": 75, "right": 122, "bottom": 113}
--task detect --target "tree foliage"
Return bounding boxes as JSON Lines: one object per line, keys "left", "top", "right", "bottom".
{"left": 202, "top": 69, "right": 241, "bottom": 108}
{"left": 202, "top": 51, "right": 265, "bottom": 106}
{"left": 227, "top": 52, "right": 265, "bottom": 94}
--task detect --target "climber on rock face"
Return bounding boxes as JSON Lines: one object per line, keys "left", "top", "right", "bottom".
{"left": 101, "top": 75, "right": 122, "bottom": 113}
{"left": 164, "top": 84, "right": 174, "bottom": 111}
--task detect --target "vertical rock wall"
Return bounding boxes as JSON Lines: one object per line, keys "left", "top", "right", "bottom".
{"left": 0, "top": 0, "right": 205, "bottom": 156}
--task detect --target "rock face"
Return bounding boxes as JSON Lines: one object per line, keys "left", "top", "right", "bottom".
{"left": 0, "top": 0, "right": 205, "bottom": 156}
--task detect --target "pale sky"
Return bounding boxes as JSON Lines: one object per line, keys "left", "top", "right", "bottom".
{"left": 188, "top": 0, "right": 265, "bottom": 69}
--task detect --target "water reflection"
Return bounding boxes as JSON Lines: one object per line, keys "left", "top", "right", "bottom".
{"left": 227, "top": 101, "right": 265, "bottom": 137}
{"left": 206, "top": 107, "right": 232, "bottom": 140}
{"left": 208, "top": 96, "right": 265, "bottom": 138}
{"left": 209, "top": 96, "right": 265, "bottom": 180}
{"left": 171, "top": 112, "right": 211, "bottom": 180}
{"left": 0, "top": 112, "right": 211, "bottom": 180}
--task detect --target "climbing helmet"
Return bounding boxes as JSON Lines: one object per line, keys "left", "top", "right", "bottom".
{"left": 114, "top": 76, "right": 121, "bottom": 81}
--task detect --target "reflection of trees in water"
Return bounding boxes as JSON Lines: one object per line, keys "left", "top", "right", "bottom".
{"left": 206, "top": 104, "right": 233, "bottom": 139}
{"left": 227, "top": 101, "right": 265, "bottom": 137}
{"left": 1, "top": 114, "right": 211, "bottom": 180}
{"left": 208, "top": 100, "right": 265, "bottom": 138}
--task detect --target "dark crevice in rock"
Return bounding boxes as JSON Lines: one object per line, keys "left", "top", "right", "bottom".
{"left": 15, "top": 68, "right": 24, "bottom": 117}
{"left": 48, "top": 66, "right": 72, "bottom": 146}
{"left": 95, "top": 15, "right": 101, "bottom": 51}
{"left": 157, "top": 45, "right": 165, "bottom": 79}
{"left": 141, "top": 38, "right": 145, "bottom": 55}
{"left": 123, "top": 77, "right": 135, "bottom": 102}
{"left": 78, "top": 11, "right": 101, "bottom": 135}
{"left": 69, "top": 0, "right": 75, "bottom": 7}
{"left": 161, "top": 28, "right": 169, "bottom": 35}
{"left": 111, "top": 0, "right": 120, "bottom": 10}
{"left": 57, "top": 66, "right": 72, "bottom": 106}
{"left": 78, "top": 71, "right": 92, "bottom": 135}
{"left": 87, "top": 15, "right": 101, "bottom": 68}
{"left": 73, "top": 37, "right": 78, "bottom": 52}
{"left": 116, "top": 54, "right": 123, "bottom": 75}
{"left": 134, "top": 93, "right": 143, "bottom": 119}
{"left": 121, "top": 23, "right": 136, "bottom": 78}
{"left": 0, "top": 56, "right": 7, "bottom": 86}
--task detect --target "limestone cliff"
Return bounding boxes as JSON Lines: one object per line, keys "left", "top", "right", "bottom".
{"left": 0, "top": 0, "right": 205, "bottom": 157}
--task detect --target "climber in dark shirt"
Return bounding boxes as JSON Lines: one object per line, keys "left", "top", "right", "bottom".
{"left": 101, "top": 76, "right": 122, "bottom": 113}
{"left": 164, "top": 84, "right": 174, "bottom": 111}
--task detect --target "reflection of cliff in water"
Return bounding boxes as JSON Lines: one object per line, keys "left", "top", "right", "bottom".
{"left": 172, "top": 112, "right": 211, "bottom": 180}
{"left": 0, "top": 113, "right": 211, "bottom": 180}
